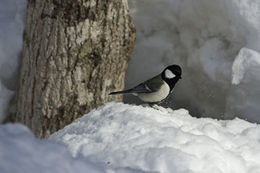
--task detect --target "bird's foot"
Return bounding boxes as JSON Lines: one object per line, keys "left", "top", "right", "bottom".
{"left": 151, "top": 104, "right": 162, "bottom": 110}
{"left": 141, "top": 102, "right": 164, "bottom": 111}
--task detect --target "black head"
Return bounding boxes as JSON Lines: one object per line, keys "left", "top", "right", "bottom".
{"left": 161, "top": 64, "right": 182, "bottom": 90}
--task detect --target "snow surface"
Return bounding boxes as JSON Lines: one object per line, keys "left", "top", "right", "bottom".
{"left": 0, "top": 0, "right": 26, "bottom": 121}
{"left": 126, "top": 0, "right": 260, "bottom": 122}
{"left": 1, "top": 102, "right": 260, "bottom": 173}
{"left": 0, "top": 123, "right": 105, "bottom": 173}
{"left": 49, "top": 102, "right": 260, "bottom": 173}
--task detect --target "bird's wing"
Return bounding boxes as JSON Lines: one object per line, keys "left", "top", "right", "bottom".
{"left": 131, "top": 83, "right": 153, "bottom": 93}
{"left": 109, "top": 75, "right": 163, "bottom": 95}
{"left": 129, "top": 74, "right": 163, "bottom": 93}
{"left": 144, "top": 75, "right": 164, "bottom": 92}
{"left": 109, "top": 83, "right": 151, "bottom": 95}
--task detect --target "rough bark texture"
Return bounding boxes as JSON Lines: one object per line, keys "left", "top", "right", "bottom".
{"left": 16, "top": 0, "right": 136, "bottom": 138}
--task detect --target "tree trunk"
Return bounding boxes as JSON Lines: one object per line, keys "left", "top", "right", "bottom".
{"left": 16, "top": 0, "right": 135, "bottom": 138}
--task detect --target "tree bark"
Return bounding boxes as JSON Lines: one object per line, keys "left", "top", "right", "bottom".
{"left": 16, "top": 0, "right": 135, "bottom": 138}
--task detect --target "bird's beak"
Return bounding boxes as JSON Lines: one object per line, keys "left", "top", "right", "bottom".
{"left": 179, "top": 76, "right": 182, "bottom": 79}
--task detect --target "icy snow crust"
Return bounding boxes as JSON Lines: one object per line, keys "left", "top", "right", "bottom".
{"left": 126, "top": 0, "right": 260, "bottom": 122}
{"left": 50, "top": 102, "right": 260, "bottom": 173}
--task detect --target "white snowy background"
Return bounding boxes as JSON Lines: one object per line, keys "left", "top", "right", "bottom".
{"left": 126, "top": 0, "right": 260, "bottom": 122}
{"left": 1, "top": 0, "right": 260, "bottom": 173}
{"left": 0, "top": 0, "right": 26, "bottom": 122}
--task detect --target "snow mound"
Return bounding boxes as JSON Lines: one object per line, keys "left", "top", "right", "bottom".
{"left": 0, "top": 123, "right": 104, "bottom": 173}
{"left": 51, "top": 102, "right": 260, "bottom": 173}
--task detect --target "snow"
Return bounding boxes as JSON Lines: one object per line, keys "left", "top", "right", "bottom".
{"left": 49, "top": 102, "right": 260, "bottom": 173}
{"left": 226, "top": 48, "right": 260, "bottom": 122}
{"left": 1, "top": 102, "right": 260, "bottom": 173}
{"left": 232, "top": 48, "right": 260, "bottom": 85}
{"left": 126, "top": 0, "right": 260, "bottom": 122}
{"left": 0, "top": 123, "right": 104, "bottom": 173}
{"left": 0, "top": 0, "right": 26, "bottom": 121}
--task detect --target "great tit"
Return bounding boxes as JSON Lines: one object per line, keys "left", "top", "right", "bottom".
{"left": 109, "top": 64, "right": 182, "bottom": 103}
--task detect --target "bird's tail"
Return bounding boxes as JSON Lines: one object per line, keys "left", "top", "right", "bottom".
{"left": 109, "top": 89, "right": 134, "bottom": 95}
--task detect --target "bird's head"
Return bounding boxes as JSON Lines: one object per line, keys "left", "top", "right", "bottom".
{"left": 161, "top": 64, "right": 182, "bottom": 90}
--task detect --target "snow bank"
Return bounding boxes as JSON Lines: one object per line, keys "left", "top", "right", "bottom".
{"left": 126, "top": 0, "right": 260, "bottom": 122}
{"left": 51, "top": 102, "right": 260, "bottom": 173}
{"left": 0, "top": 0, "right": 26, "bottom": 121}
{"left": 226, "top": 48, "right": 260, "bottom": 122}
{"left": 0, "top": 123, "right": 104, "bottom": 173}
{"left": 232, "top": 48, "right": 260, "bottom": 85}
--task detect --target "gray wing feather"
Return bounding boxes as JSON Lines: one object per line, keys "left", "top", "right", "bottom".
{"left": 131, "top": 83, "right": 153, "bottom": 93}
{"left": 109, "top": 83, "right": 152, "bottom": 95}
{"left": 109, "top": 75, "right": 163, "bottom": 95}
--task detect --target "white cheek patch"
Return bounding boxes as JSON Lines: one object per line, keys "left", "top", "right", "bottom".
{"left": 165, "top": 69, "right": 176, "bottom": 79}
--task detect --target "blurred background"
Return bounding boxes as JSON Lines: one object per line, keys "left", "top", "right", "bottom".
{"left": 125, "top": 0, "right": 260, "bottom": 122}
{"left": 0, "top": 0, "right": 260, "bottom": 122}
{"left": 0, "top": 0, "right": 26, "bottom": 122}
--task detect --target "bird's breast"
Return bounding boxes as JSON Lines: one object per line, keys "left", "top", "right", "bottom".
{"left": 138, "top": 81, "right": 170, "bottom": 103}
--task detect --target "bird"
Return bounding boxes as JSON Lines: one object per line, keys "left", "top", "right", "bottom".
{"left": 109, "top": 64, "right": 182, "bottom": 103}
